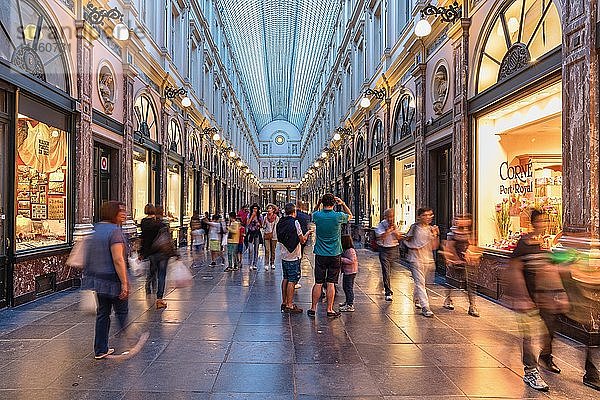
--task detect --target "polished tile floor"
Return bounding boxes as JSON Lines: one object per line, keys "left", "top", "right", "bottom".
{"left": 0, "top": 246, "right": 597, "bottom": 399}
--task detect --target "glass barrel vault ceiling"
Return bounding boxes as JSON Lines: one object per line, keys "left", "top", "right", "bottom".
{"left": 216, "top": 0, "right": 341, "bottom": 134}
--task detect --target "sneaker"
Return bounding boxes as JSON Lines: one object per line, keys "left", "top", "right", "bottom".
{"left": 523, "top": 369, "right": 549, "bottom": 391}
{"left": 210, "top": 262, "right": 216, "bottom": 267}
{"left": 340, "top": 304, "right": 355, "bottom": 312}
{"left": 443, "top": 298, "right": 455, "bottom": 310}
{"left": 156, "top": 299, "right": 167, "bottom": 310}
{"left": 233, "top": 266, "right": 239, "bottom": 271}
{"left": 414, "top": 302, "right": 422, "bottom": 309}
{"left": 307, "top": 309, "right": 316, "bottom": 317}
{"left": 281, "top": 303, "right": 286, "bottom": 313}
{"left": 339, "top": 302, "right": 347, "bottom": 307}
{"left": 468, "top": 305, "right": 480, "bottom": 317}
{"left": 385, "top": 295, "right": 393, "bottom": 301}
{"left": 264, "top": 265, "right": 269, "bottom": 271}
{"left": 295, "top": 283, "right": 302, "bottom": 289}
{"left": 94, "top": 348, "right": 115, "bottom": 359}
{"left": 421, "top": 308, "right": 434, "bottom": 317}
{"left": 252, "top": 265, "right": 258, "bottom": 270}
{"left": 224, "top": 266, "right": 233, "bottom": 272}
{"left": 271, "top": 264, "right": 276, "bottom": 270}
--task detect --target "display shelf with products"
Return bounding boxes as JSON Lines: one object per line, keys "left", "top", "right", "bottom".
{"left": 487, "top": 154, "right": 562, "bottom": 252}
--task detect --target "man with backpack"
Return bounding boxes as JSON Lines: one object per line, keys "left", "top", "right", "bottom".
{"left": 277, "top": 203, "right": 312, "bottom": 313}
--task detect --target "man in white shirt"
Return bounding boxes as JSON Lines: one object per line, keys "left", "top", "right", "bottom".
{"left": 276, "top": 203, "right": 311, "bottom": 313}
{"left": 374, "top": 208, "right": 403, "bottom": 301}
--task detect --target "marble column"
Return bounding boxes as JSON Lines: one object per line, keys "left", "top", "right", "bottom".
{"left": 120, "top": 64, "right": 137, "bottom": 237}
{"left": 449, "top": 17, "right": 471, "bottom": 219}
{"left": 73, "top": 21, "right": 97, "bottom": 239}
{"left": 382, "top": 96, "right": 392, "bottom": 211}
{"left": 560, "top": 0, "right": 600, "bottom": 247}
{"left": 412, "top": 63, "right": 427, "bottom": 208}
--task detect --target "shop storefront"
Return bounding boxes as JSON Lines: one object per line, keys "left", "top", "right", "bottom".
{"left": 166, "top": 118, "right": 183, "bottom": 242}
{"left": 132, "top": 94, "right": 161, "bottom": 224}
{"left": 370, "top": 165, "right": 381, "bottom": 227}
{"left": 464, "top": 0, "right": 562, "bottom": 299}
{"left": 393, "top": 154, "right": 415, "bottom": 232}
{"left": 0, "top": 0, "right": 78, "bottom": 306}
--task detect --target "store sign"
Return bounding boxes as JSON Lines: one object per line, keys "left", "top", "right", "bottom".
{"left": 403, "top": 162, "right": 415, "bottom": 170}
{"left": 499, "top": 160, "right": 532, "bottom": 194}
{"left": 100, "top": 156, "right": 108, "bottom": 171}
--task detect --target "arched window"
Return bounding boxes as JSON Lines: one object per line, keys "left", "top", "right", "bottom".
{"left": 477, "top": 0, "right": 561, "bottom": 93}
{"left": 337, "top": 153, "right": 343, "bottom": 174}
{"left": 0, "top": 0, "right": 70, "bottom": 92}
{"left": 168, "top": 119, "right": 182, "bottom": 153}
{"left": 203, "top": 146, "right": 210, "bottom": 169}
{"left": 134, "top": 95, "right": 158, "bottom": 142}
{"left": 188, "top": 133, "right": 200, "bottom": 166}
{"left": 346, "top": 144, "right": 352, "bottom": 170}
{"left": 356, "top": 135, "right": 366, "bottom": 163}
{"left": 371, "top": 119, "right": 383, "bottom": 156}
{"left": 213, "top": 154, "right": 219, "bottom": 174}
{"left": 393, "top": 93, "right": 416, "bottom": 142}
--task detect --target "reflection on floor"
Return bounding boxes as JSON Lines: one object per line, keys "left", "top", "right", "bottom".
{"left": 0, "top": 247, "right": 596, "bottom": 399}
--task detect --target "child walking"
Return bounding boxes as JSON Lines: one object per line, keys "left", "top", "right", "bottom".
{"left": 237, "top": 221, "right": 246, "bottom": 268}
{"left": 340, "top": 235, "right": 358, "bottom": 312}
{"left": 225, "top": 212, "right": 241, "bottom": 272}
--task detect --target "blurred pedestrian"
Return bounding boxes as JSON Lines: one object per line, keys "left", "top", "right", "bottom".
{"left": 246, "top": 203, "right": 263, "bottom": 270}
{"left": 340, "top": 235, "right": 358, "bottom": 312}
{"left": 151, "top": 206, "right": 172, "bottom": 310}
{"left": 264, "top": 204, "right": 279, "bottom": 270}
{"left": 225, "top": 212, "right": 241, "bottom": 272}
{"left": 307, "top": 193, "right": 352, "bottom": 318}
{"left": 139, "top": 203, "right": 159, "bottom": 295}
{"left": 82, "top": 201, "right": 129, "bottom": 359}
{"left": 190, "top": 210, "right": 204, "bottom": 253}
{"left": 277, "top": 203, "right": 311, "bottom": 313}
{"left": 509, "top": 209, "right": 568, "bottom": 391}
{"left": 441, "top": 214, "right": 480, "bottom": 317}
{"left": 405, "top": 207, "right": 439, "bottom": 317}
{"left": 207, "top": 214, "right": 225, "bottom": 267}
{"left": 374, "top": 208, "right": 403, "bottom": 301}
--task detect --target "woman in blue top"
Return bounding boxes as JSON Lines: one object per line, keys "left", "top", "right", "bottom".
{"left": 82, "top": 201, "right": 129, "bottom": 359}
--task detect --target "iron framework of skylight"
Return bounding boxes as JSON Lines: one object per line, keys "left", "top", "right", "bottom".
{"left": 216, "top": 0, "right": 341, "bottom": 134}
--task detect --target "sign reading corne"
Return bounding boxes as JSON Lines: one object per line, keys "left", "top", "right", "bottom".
{"left": 499, "top": 160, "right": 533, "bottom": 195}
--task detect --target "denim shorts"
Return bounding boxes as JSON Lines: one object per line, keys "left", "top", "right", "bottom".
{"left": 282, "top": 259, "right": 301, "bottom": 283}
{"left": 237, "top": 244, "right": 244, "bottom": 253}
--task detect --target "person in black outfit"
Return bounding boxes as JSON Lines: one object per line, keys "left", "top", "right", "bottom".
{"left": 139, "top": 204, "right": 160, "bottom": 295}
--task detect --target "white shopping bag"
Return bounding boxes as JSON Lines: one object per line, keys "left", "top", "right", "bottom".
{"left": 80, "top": 290, "right": 97, "bottom": 314}
{"left": 67, "top": 237, "right": 88, "bottom": 269}
{"left": 128, "top": 253, "right": 149, "bottom": 277}
{"left": 166, "top": 258, "right": 193, "bottom": 288}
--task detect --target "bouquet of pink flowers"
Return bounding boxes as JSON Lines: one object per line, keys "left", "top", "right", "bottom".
{"left": 495, "top": 198, "right": 511, "bottom": 239}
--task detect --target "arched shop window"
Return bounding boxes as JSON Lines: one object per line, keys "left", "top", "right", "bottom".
{"left": 167, "top": 119, "right": 182, "bottom": 153}
{"left": 393, "top": 93, "right": 416, "bottom": 142}
{"left": 477, "top": 0, "right": 561, "bottom": 93}
{"left": 371, "top": 119, "right": 383, "bottom": 156}
{"left": 346, "top": 144, "right": 352, "bottom": 170}
{"left": 203, "top": 146, "right": 210, "bottom": 169}
{"left": 134, "top": 95, "right": 158, "bottom": 142}
{"left": 356, "top": 134, "right": 366, "bottom": 163}
{"left": 0, "top": 0, "right": 70, "bottom": 93}
{"left": 188, "top": 133, "right": 200, "bottom": 166}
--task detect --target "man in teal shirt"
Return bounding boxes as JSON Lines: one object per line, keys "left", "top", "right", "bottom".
{"left": 307, "top": 193, "right": 352, "bottom": 318}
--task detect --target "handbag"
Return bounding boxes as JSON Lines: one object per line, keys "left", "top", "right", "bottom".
{"left": 128, "top": 252, "right": 149, "bottom": 277}
{"left": 152, "top": 226, "right": 174, "bottom": 254}
{"left": 80, "top": 289, "right": 97, "bottom": 314}
{"left": 66, "top": 237, "right": 88, "bottom": 269}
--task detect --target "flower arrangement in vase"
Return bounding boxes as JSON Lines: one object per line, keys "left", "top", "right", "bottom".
{"left": 495, "top": 198, "right": 511, "bottom": 239}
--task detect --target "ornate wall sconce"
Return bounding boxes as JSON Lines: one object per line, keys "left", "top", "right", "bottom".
{"left": 84, "top": 2, "right": 129, "bottom": 41}
{"left": 415, "top": 1, "right": 462, "bottom": 38}
{"left": 360, "top": 88, "right": 386, "bottom": 108}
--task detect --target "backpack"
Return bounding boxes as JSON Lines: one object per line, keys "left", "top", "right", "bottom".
{"left": 276, "top": 216, "right": 301, "bottom": 253}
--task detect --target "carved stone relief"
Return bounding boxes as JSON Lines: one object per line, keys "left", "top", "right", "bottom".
{"left": 432, "top": 62, "right": 449, "bottom": 115}
{"left": 98, "top": 64, "right": 115, "bottom": 115}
